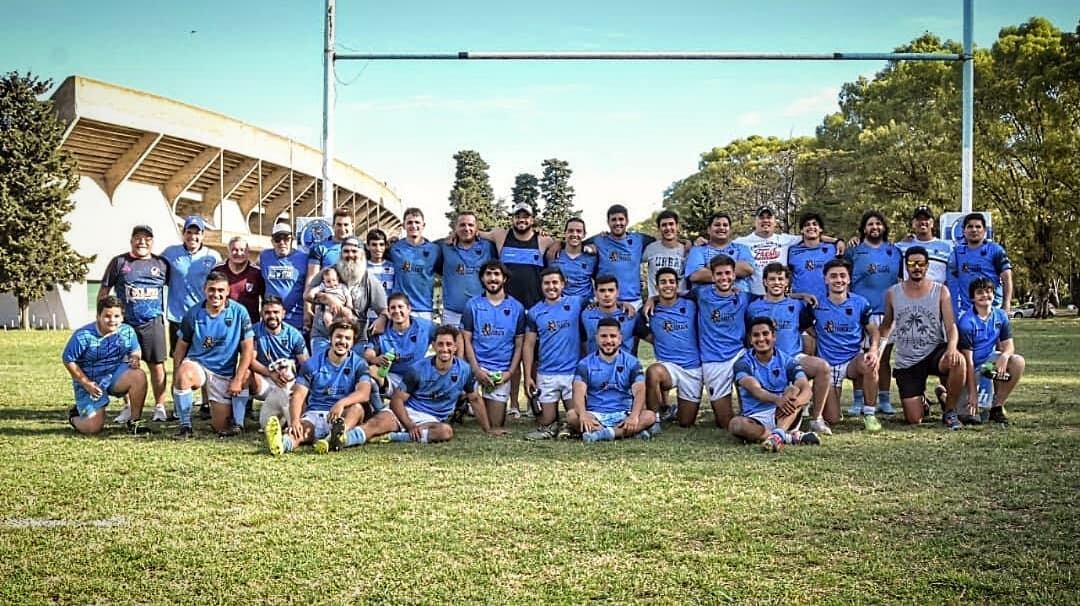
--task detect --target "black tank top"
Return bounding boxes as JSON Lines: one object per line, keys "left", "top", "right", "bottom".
{"left": 499, "top": 231, "right": 543, "bottom": 309}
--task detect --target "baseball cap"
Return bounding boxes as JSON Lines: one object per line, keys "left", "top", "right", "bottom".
{"left": 511, "top": 202, "right": 533, "bottom": 216}
{"left": 183, "top": 215, "right": 206, "bottom": 232}
{"left": 271, "top": 223, "right": 293, "bottom": 238}
{"left": 341, "top": 236, "right": 362, "bottom": 249}
{"left": 131, "top": 224, "right": 154, "bottom": 237}
{"left": 755, "top": 206, "right": 775, "bottom": 218}
{"left": 911, "top": 205, "right": 934, "bottom": 220}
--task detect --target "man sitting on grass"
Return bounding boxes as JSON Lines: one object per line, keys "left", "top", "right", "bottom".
{"left": 62, "top": 296, "right": 149, "bottom": 435}
{"left": 729, "top": 317, "right": 820, "bottom": 452}
{"left": 567, "top": 318, "right": 655, "bottom": 442}
{"left": 957, "top": 277, "right": 1026, "bottom": 426}
{"left": 264, "top": 320, "right": 372, "bottom": 455}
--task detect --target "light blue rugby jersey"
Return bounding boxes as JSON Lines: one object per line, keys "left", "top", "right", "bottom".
{"left": 636, "top": 297, "right": 700, "bottom": 368}
{"left": 580, "top": 305, "right": 636, "bottom": 355}
{"left": 368, "top": 316, "right": 437, "bottom": 374}
{"left": 461, "top": 295, "right": 526, "bottom": 372}
{"left": 62, "top": 322, "right": 140, "bottom": 380}
{"left": 526, "top": 296, "right": 587, "bottom": 375}
{"left": 297, "top": 348, "right": 369, "bottom": 413}
{"left": 252, "top": 321, "right": 307, "bottom": 367}
{"left": 746, "top": 297, "right": 814, "bottom": 358}
{"left": 388, "top": 239, "right": 441, "bottom": 312}
{"left": 690, "top": 286, "right": 751, "bottom": 363}
{"left": 683, "top": 242, "right": 755, "bottom": 293}
{"left": 179, "top": 300, "right": 254, "bottom": 378}
{"left": 844, "top": 241, "right": 901, "bottom": 314}
{"left": 734, "top": 348, "right": 806, "bottom": 417}
{"left": 812, "top": 293, "right": 872, "bottom": 366}
{"left": 587, "top": 232, "right": 655, "bottom": 302}
{"left": 400, "top": 356, "right": 475, "bottom": 421}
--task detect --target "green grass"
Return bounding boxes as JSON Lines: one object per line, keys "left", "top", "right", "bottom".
{"left": 0, "top": 319, "right": 1078, "bottom": 605}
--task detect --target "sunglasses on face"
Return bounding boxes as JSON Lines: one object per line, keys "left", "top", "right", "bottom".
{"left": 906, "top": 260, "right": 928, "bottom": 268}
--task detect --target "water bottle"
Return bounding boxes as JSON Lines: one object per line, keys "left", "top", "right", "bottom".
{"left": 980, "top": 360, "right": 1010, "bottom": 382}
{"left": 378, "top": 351, "right": 397, "bottom": 379}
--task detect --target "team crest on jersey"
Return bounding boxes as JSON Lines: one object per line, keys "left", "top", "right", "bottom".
{"left": 225, "top": 317, "right": 233, "bottom": 326}
{"left": 845, "top": 308, "right": 853, "bottom": 316}
{"left": 204, "top": 258, "right": 215, "bottom": 268}
{"left": 402, "top": 261, "right": 412, "bottom": 272}
{"left": 410, "top": 335, "right": 418, "bottom": 342}
{"left": 805, "top": 259, "right": 815, "bottom": 270}
{"left": 711, "top": 309, "right": 722, "bottom": 322}
{"left": 825, "top": 320, "right": 835, "bottom": 333}
{"left": 788, "top": 305, "right": 795, "bottom": 313}
{"left": 608, "top": 251, "right": 619, "bottom": 262}
{"left": 772, "top": 368, "right": 780, "bottom": 376}
{"left": 616, "top": 366, "right": 624, "bottom": 373}
{"left": 455, "top": 263, "right": 465, "bottom": 275}
{"left": 422, "top": 250, "right": 430, "bottom": 257}
{"left": 150, "top": 266, "right": 161, "bottom": 276}
{"left": 503, "top": 308, "right": 511, "bottom": 316}
{"left": 343, "top": 367, "right": 351, "bottom": 375}
{"left": 451, "top": 374, "right": 460, "bottom": 382}
{"left": 245, "top": 283, "right": 254, "bottom": 293}
{"left": 482, "top": 323, "right": 493, "bottom": 336}
{"left": 563, "top": 304, "right": 571, "bottom": 311}
{"left": 662, "top": 320, "right": 674, "bottom": 333}
{"left": 203, "top": 336, "right": 215, "bottom": 348}
{"left": 868, "top": 265, "right": 878, "bottom": 274}
{"left": 546, "top": 320, "right": 559, "bottom": 333}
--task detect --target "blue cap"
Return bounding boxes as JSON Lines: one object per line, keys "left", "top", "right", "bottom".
{"left": 183, "top": 215, "right": 206, "bottom": 232}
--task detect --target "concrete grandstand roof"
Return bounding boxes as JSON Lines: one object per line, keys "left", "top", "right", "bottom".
{"left": 51, "top": 75, "right": 402, "bottom": 237}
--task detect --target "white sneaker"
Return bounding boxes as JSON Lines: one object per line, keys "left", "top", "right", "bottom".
{"left": 113, "top": 405, "right": 132, "bottom": 424}
{"left": 810, "top": 418, "right": 833, "bottom": 435}
{"left": 152, "top": 404, "right": 169, "bottom": 422}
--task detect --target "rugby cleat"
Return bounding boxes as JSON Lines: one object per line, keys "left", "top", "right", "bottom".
{"left": 264, "top": 416, "right": 283, "bottom": 456}
{"left": 328, "top": 417, "right": 347, "bottom": 452}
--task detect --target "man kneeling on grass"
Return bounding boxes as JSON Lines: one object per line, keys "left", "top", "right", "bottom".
{"left": 729, "top": 317, "right": 821, "bottom": 452}
{"left": 319, "top": 325, "right": 506, "bottom": 446}
{"left": 63, "top": 296, "right": 149, "bottom": 435}
{"left": 568, "top": 317, "right": 655, "bottom": 442}
{"left": 264, "top": 320, "right": 372, "bottom": 455}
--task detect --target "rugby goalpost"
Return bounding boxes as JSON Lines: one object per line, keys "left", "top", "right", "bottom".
{"left": 318, "top": 0, "right": 976, "bottom": 222}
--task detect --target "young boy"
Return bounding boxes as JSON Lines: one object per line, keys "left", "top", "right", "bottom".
{"left": 957, "top": 277, "right": 1026, "bottom": 425}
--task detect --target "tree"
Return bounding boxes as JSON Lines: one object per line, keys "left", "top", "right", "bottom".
{"left": 0, "top": 72, "right": 93, "bottom": 329}
{"left": 510, "top": 173, "right": 540, "bottom": 210}
{"left": 446, "top": 149, "right": 499, "bottom": 230}
{"left": 537, "top": 158, "right": 578, "bottom": 235}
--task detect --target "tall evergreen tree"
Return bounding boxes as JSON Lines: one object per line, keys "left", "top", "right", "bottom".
{"left": 446, "top": 149, "right": 498, "bottom": 230}
{"left": 537, "top": 158, "right": 578, "bottom": 235}
{"left": 0, "top": 72, "right": 93, "bottom": 329}
{"left": 510, "top": 173, "right": 540, "bottom": 210}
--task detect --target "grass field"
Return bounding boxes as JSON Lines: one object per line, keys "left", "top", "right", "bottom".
{"left": 1, "top": 319, "right": 1078, "bottom": 605}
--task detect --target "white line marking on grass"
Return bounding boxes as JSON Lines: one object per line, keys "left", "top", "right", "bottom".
{"left": 3, "top": 516, "right": 128, "bottom": 528}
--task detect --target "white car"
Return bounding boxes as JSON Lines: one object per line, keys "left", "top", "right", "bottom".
{"left": 1012, "top": 301, "right": 1055, "bottom": 318}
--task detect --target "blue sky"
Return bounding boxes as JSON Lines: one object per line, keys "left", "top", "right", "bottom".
{"left": 4, "top": 1, "right": 1077, "bottom": 231}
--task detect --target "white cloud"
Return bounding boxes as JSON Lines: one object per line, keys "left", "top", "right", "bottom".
{"left": 735, "top": 111, "right": 763, "bottom": 127}
{"left": 781, "top": 86, "right": 840, "bottom": 117}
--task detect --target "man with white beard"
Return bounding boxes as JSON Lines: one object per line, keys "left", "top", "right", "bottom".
{"left": 305, "top": 236, "right": 387, "bottom": 357}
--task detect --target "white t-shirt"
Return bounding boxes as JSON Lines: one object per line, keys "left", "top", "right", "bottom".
{"left": 896, "top": 237, "right": 954, "bottom": 284}
{"left": 733, "top": 232, "right": 801, "bottom": 295}
{"left": 643, "top": 240, "right": 687, "bottom": 297}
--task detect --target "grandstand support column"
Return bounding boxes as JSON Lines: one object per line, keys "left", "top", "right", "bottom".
{"left": 961, "top": 0, "right": 974, "bottom": 214}
{"left": 321, "top": 0, "right": 336, "bottom": 219}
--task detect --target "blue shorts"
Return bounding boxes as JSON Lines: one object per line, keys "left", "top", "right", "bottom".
{"left": 73, "top": 364, "right": 130, "bottom": 417}
{"left": 588, "top": 409, "right": 629, "bottom": 428}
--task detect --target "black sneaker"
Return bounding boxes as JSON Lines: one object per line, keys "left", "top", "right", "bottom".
{"left": 198, "top": 404, "right": 211, "bottom": 420}
{"left": 126, "top": 419, "right": 151, "bottom": 436}
{"left": 217, "top": 425, "right": 243, "bottom": 438}
{"left": 958, "top": 414, "right": 983, "bottom": 425}
{"left": 988, "top": 406, "right": 1009, "bottom": 426}
{"left": 328, "top": 417, "right": 347, "bottom": 451}
{"left": 174, "top": 425, "right": 194, "bottom": 440}
{"left": 449, "top": 398, "right": 468, "bottom": 425}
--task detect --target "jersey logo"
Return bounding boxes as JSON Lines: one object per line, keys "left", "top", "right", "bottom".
{"left": 546, "top": 320, "right": 559, "bottom": 333}
{"left": 150, "top": 266, "right": 161, "bottom": 276}
{"left": 980, "top": 249, "right": 988, "bottom": 257}
{"left": 423, "top": 250, "right": 430, "bottom": 257}
{"left": 503, "top": 308, "right": 511, "bottom": 316}
{"left": 563, "top": 304, "right": 571, "bottom": 311}
{"left": 245, "top": 283, "right": 254, "bottom": 293}
{"left": 343, "top": 367, "right": 351, "bottom": 375}
{"left": 711, "top": 309, "right": 721, "bottom": 322}
{"left": 662, "top": 320, "right": 674, "bottom": 333}
{"left": 609, "top": 251, "right": 619, "bottom": 262}
{"left": 825, "top": 320, "right": 835, "bottom": 333}
{"left": 482, "top": 323, "right": 493, "bottom": 336}
{"left": 455, "top": 263, "right": 465, "bottom": 275}
{"left": 225, "top": 317, "right": 234, "bottom": 327}
{"left": 788, "top": 305, "right": 795, "bottom": 313}
{"left": 616, "top": 366, "right": 624, "bottom": 373}
{"left": 451, "top": 374, "right": 460, "bottom": 382}
{"left": 203, "top": 336, "right": 215, "bottom": 349}
{"left": 805, "top": 260, "right": 815, "bottom": 270}
{"left": 845, "top": 308, "right": 853, "bottom": 316}
{"left": 402, "top": 261, "right": 412, "bottom": 272}
{"left": 410, "top": 335, "right": 418, "bottom": 342}
{"left": 772, "top": 368, "right": 780, "bottom": 376}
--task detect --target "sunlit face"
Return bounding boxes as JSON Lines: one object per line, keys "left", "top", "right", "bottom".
{"left": 96, "top": 306, "right": 124, "bottom": 334}
{"left": 754, "top": 213, "right": 775, "bottom": 235}
{"left": 272, "top": 233, "right": 292, "bottom": 256}
{"left": 482, "top": 267, "right": 505, "bottom": 294}
{"left": 800, "top": 219, "right": 821, "bottom": 240}
{"left": 595, "top": 281, "right": 618, "bottom": 307}
{"left": 564, "top": 221, "right": 585, "bottom": 247}
{"left": 658, "top": 217, "right": 678, "bottom": 241}
{"left": 404, "top": 213, "right": 424, "bottom": 238}
{"left": 964, "top": 219, "right": 986, "bottom": 245}
{"left": 708, "top": 217, "right": 731, "bottom": 242}
{"left": 130, "top": 232, "right": 153, "bottom": 257}
{"left": 608, "top": 213, "right": 628, "bottom": 237}
{"left": 261, "top": 304, "right": 283, "bottom": 331}
{"left": 204, "top": 280, "right": 229, "bottom": 312}
{"left": 596, "top": 326, "right": 622, "bottom": 356}
{"left": 387, "top": 298, "right": 410, "bottom": 325}
{"left": 330, "top": 326, "right": 354, "bottom": 355}
{"left": 764, "top": 271, "right": 788, "bottom": 297}
{"left": 321, "top": 268, "right": 340, "bottom": 288}
{"left": 434, "top": 334, "right": 457, "bottom": 362}
{"left": 711, "top": 263, "right": 735, "bottom": 293}
{"left": 905, "top": 254, "right": 928, "bottom": 281}
{"left": 340, "top": 246, "right": 361, "bottom": 262}
{"left": 825, "top": 267, "right": 850, "bottom": 295}
{"left": 455, "top": 214, "right": 478, "bottom": 243}
{"left": 912, "top": 216, "right": 933, "bottom": 238}
{"left": 750, "top": 324, "right": 775, "bottom": 354}
{"left": 863, "top": 217, "right": 885, "bottom": 242}
{"left": 541, "top": 273, "right": 565, "bottom": 301}
{"left": 657, "top": 273, "right": 679, "bottom": 300}
{"left": 366, "top": 238, "right": 386, "bottom": 262}
{"left": 972, "top": 287, "right": 994, "bottom": 309}
{"left": 183, "top": 226, "right": 203, "bottom": 251}
{"left": 334, "top": 216, "right": 354, "bottom": 240}
{"left": 513, "top": 211, "right": 532, "bottom": 232}
{"left": 229, "top": 241, "right": 248, "bottom": 264}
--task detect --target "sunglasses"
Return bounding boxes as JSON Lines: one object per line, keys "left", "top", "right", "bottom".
{"left": 906, "top": 260, "right": 928, "bottom": 268}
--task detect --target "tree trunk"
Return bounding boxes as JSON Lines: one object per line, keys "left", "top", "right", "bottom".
{"left": 18, "top": 297, "right": 30, "bottom": 330}
{"left": 1029, "top": 220, "right": 1055, "bottom": 319}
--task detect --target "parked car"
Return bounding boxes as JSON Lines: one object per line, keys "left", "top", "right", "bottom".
{"left": 1012, "top": 301, "right": 1056, "bottom": 318}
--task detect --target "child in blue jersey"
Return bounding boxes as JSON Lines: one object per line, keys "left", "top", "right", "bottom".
{"left": 364, "top": 293, "right": 436, "bottom": 398}
{"left": 947, "top": 213, "right": 1014, "bottom": 315}
{"left": 523, "top": 268, "right": 588, "bottom": 440}
{"left": 249, "top": 297, "right": 309, "bottom": 430}
{"left": 685, "top": 254, "right": 752, "bottom": 429}
{"left": 810, "top": 258, "right": 882, "bottom": 432}
{"left": 260, "top": 225, "right": 309, "bottom": 332}
{"left": 172, "top": 272, "right": 255, "bottom": 439}
{"left": 263, "top": 320, "right": 373, "bottom": 455}
{"left": 730, "top": 318, "right": 820, "bottom": 452}
{"left": 388, "top": 207, "right": 441, "bottom": 320}
{"left": 547, "top": 217, "right": 597, "bottom": 299}
{"left": 62, "top": 296, "right": 149, "bottom": 435}
{"left": 568, "top": 318, "right": 654, "bottom": 442}
{"left": 843, "top": 210, "right": 901, "bottom": 416}
{"left": 748, "top": 263, "right": 835, "bottom": 435}
{"left": 684, "top": 213, "right": 755, "bottom": 293}
{"left": 584, "top": 204, "right": 656, "bottom": 311}
{"left": 957, "top": 278, "right": 1025, "bottom": 425}
{"left": 462, "top": 261, "right": 526, "bottom": 429}
{"left": 437, "top": 212, "right": 498, "bottom": 327}
{"left": 787, "top": 212, "right": 839, "bottom": 304}
{"left": 637, "top": 268, "right": 702, "bottom": 428}
{"left": 581, "top": 275, "right": 638, "bottom": 355}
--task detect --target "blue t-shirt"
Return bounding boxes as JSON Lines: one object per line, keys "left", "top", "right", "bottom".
{"left": 580, "top": 305, "right": 637, "bottom": 355}
{"left": 461, "top": 295, "right": 526, "bottom": 371}
{"left": 746, "top": 297, "right": 814, "bottom": 358}
{"left": 368, "top": 316, "right": 437, "bottom": 374}
{"left": 957, "top": 308, "right": 1013, "bottom": 366}
{"left": 683, "top": 242, "right": 755, "bottom": 293}
{"left": 636, "top": 297, "right": 700, "bottom": 368}
{"left": 252, "top": 321, "right": 308, "bottom": 368}
{"left": 734, "top": 348, "right": 806, "bottom": 417}
{"left": 691, "top": 287, "right": 751, "bottom": 363}
{"left": 178, "top": 300, "right": 255, "bottom": 377}
{"left": 812, "top": 293, "right": 872, "bottom": 365}
{"left": 587, "top": 232, "right": 655, "bottom": 302}
{"left": 62, "top": 322, "right": 140, "bottom": 380}
{"left": 389, "top": 239, "right": 441, "bottom": 312}
{"left": 574, "top": 350, "right": 644, "bottom": 414}
{"left": 400, "top": 356, "right": 476, "bottom": 421}
{"left": 947, "top": 241, "right": 1012, "bottom": 314}
{"left": 309, "top": 239, "right": 343, "bottom": 271}
{"left": 100, "top": 254, "right": 169, "bottom": 326}
{"left": 548, "top": 250, "right": 597, "bottom": 299}
{"left": 297, "top": 348, "right": 369, "bottom": 413}
{"left": 787, "top": 241, "right": 838, "bottom": 302}
{"left": 438, "top": 239, "right": 498, "bottom": 314}
{"left": 844, "top": 242, "right": 901, "bottom": 314}
{"left": 259, "top": 248, "right": 309, "bottom": 330}
{"left": 161, "top": 245, "right": 220, "bottom": 323}
{"left": 526, "top": 296, "right": 587, "bottom": 375}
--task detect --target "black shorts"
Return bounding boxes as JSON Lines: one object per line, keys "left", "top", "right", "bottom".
{"left": 131, "top": 317, "right": 167, "bottom": 364}
{"left": 893, "top": 344, "right": 949, "bottom": 399}
{"left": 168, "top": 321, "right": 183, "bottom": 357}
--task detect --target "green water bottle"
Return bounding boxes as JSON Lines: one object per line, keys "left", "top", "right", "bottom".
{"left": 378, "top": 351, "right": 397, "bottom": 379}
{"left": 980, "top": 360, "right": 1010, "bottom": 382}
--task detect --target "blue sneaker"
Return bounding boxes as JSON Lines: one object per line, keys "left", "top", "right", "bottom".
{"left": 877, "top": 400, "right": 897, "bottom": 415}
{"left": 943, "top": 410, "right": 964, "bottom": 431}
{"left": 582, "top": 426, "right": 615, "bottom": 443}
